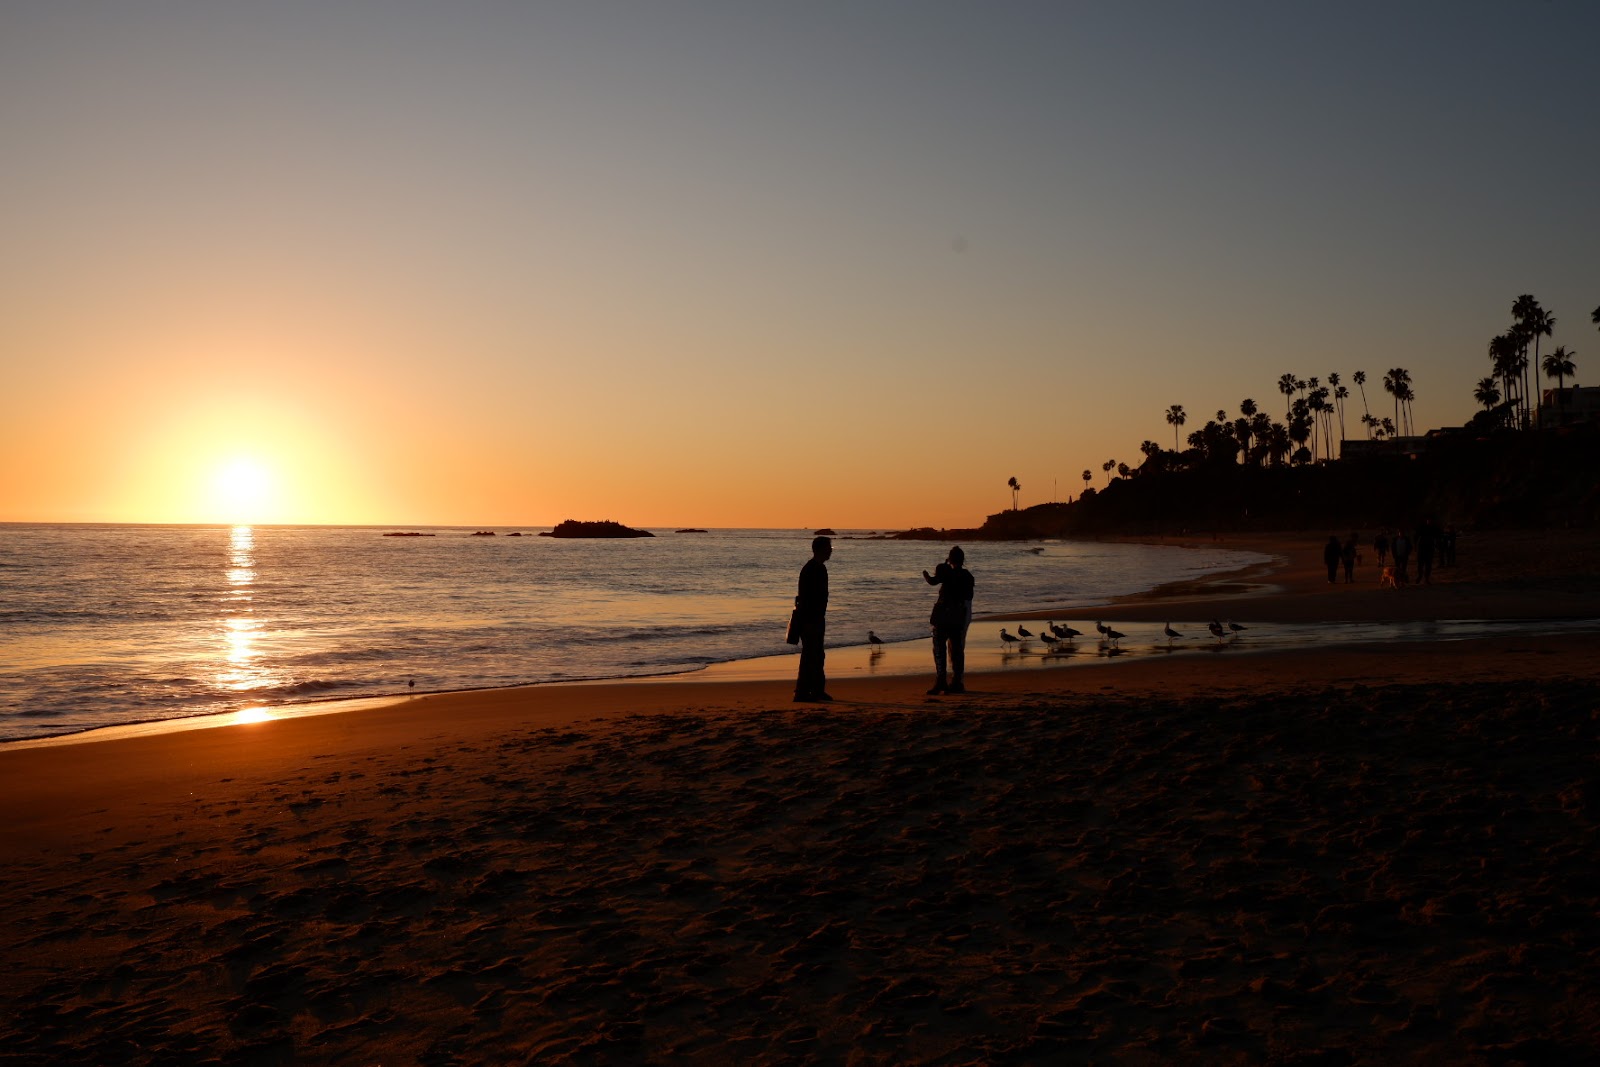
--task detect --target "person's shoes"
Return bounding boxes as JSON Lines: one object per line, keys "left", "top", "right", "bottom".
{"left": 813, "top": 692, "right": 834, "bottom": 702}
{"left": 947, "top": 682, "right": 966, "bottom": 694}
{"left": 926, "top": 681, "right": 947, "bottom": 695}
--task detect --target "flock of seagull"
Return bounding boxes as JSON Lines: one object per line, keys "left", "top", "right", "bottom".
{"left": 865, "top": 619, "right": 1250, "bottom": 653}
{"left": 995, "top": 618, "right": 1248, "bottom": 651}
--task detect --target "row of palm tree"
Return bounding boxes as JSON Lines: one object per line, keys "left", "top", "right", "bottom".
{"left": 1065, "top": 295, "right": 1599, "bottom": 497}
{"left": 1157, "top": 364, "right": 1407, "bottom": 472}
{"left": 1480, "top": 295, "right": 1581, "bottom": 427}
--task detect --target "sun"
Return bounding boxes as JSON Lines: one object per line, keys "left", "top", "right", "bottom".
{"left": 211, "top": 458, "right": 275, "bottom": 523}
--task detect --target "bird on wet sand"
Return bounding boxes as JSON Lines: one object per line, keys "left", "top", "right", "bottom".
{"left": 1103, "top": 626, "right": 1126, "bottom": 645}
{"left": 1095, "top": 621, "right": 1110, "bottom": 637}
{"left": 999, "top": 628, "right": 1020, "bottom": 650}
{"left": 1163, "top": 623, "right": 1183, "bottom": 643}
{"left": 1053, "top": 622, "right": 1083, "bottom": 642}
{"left": 1208, "top": 619, "right": 1227, "bottom": 642}
{"left": 1017, "top": 625, "right": 1035, "bottom": 640}
{"left": 1228, "top": 620, "right": 1247, "bottom": 635}
{"left": 868, "top": 630, "right": 884, "bottom": 648}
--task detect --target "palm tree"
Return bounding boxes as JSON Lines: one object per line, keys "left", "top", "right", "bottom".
{"left": 1489, "top": 333, "right": 1521, "bottom": 417}
{"left": 1117, "top": 462, "right": 1131, "bottom": 480}
{"left": 1353, "top": 370, "right": 1371, "bottom": 436}
{"left": 1473, "top": 376, "right": 1501, "bottom": 411}
{"left": 1081, "top": 469, "right": 1092, "bottom": 494}
{"left": 1232, "top": 399, "right": 1258, "bottom": 465}
{"left": 1542, "top": 345, "right": 1577, "bottom": 390}
{"left": 1383, "top": 368, "right": 1412, "bottom": 437}
{"left": 1165, "top": 404, "right": 1187, "bottom": 451}
{"left": 1513, "top": 295, "right": 1553, "bottom": 427}
{"left": 1306, "top": 390, "right": 1325, "bottom": 460}
{"left": 1007, "top": 476, "right": 1021, "bottom": 511}
{"left": 1266, "top": 422, "right": 1291, "bottom": 466}
{"left": 1250, "top": 412, "right": 1273, "bottom": 465}
{"left": 1288, "top": 406, "right": 1312, "bottom": 463}
{"left": 1102, "top": 459, "right": 1116, "bottom": 486}
{"left": 1277, "top": 373, "right": 1298, "bottom": 420}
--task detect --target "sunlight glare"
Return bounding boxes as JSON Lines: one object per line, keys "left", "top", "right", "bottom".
{"left": 232, "top": 707, "right": 274, "bottom": 725}
{"left": 211, "top": 459, "right": 274, "bottom": 523}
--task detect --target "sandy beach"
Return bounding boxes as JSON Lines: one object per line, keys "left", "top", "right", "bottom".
{"left": 4, "top": 531, "right": 1599, "bottom": 1064}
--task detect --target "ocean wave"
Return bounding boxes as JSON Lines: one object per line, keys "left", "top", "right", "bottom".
{"left": 272, "top": 679, "right": 349, "bottom": 697}
{"left": 0, "top": 608, "right": 172, "bottom": 623}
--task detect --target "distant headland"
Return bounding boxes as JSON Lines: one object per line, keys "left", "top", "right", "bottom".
{"left": 887, "top": 423, "right": 1600, "bottom": 540}
{"left": 539, "top": 520, "right": 654, "bottom": 539}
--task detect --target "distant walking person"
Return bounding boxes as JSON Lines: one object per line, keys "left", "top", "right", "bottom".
{"left": 1323, "top": 535, "right": 1342, "bottom": 584}
{"left": 1391, "top": 530, "right": 1411, "bottom": 588}
{"left": 1415, "top": 518, "right": 1438, "bottom": 585}
{"left": 923, "top": 546, "right": 975, "bottom": 695}
{"left": 1374, "top": 530, "right": 1389, "bottom": 566}
{"left": 1342, "top": 533, "right": 1358, "bottom": 583}
{"left": 793, "top": 536, "right": 832, "bottom": 702}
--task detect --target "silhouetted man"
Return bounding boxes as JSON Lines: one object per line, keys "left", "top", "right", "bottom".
{"left": 924, "top": 546, "right": 975, "bottom": 695}
{"left": 794, "top": 536, "right": 832, "bottom": 702}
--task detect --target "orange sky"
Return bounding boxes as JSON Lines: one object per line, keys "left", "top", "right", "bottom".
{"left": 3, "top": 5, "right": 1596, "bottom": 529}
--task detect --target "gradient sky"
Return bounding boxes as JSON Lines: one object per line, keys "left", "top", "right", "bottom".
{"left": 3, "top": 2, "right": 1597, "bottom": 528}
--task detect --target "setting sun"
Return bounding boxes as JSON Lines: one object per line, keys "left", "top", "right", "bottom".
{"left": 210, "top": 459, "right": 274, "bottom": 524}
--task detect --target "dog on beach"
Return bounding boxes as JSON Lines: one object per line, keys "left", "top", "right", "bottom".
{"left": 1379, "top": 566, "right": 1398, "bottom": 589}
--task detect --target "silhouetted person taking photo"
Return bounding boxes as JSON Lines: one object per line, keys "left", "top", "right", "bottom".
{"left": 924, "top": 546, "right": 975, "bottom": 695}
{"left": 794, "top": 536, "right": 832, "bottom": 702}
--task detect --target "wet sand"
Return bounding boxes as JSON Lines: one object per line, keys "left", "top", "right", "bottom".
{"left": 3, "top": 530, "right": 1599, "bottom": 1064}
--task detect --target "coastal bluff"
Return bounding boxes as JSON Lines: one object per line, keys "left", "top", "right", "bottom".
{"left": 539, "top": 520, "right": 654, "bottom": 539}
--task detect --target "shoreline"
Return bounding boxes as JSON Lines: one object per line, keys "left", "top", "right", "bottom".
{"left": 10, "top": 529, "right": 1599, "bottom": 748}
{"left": 0, "top": 534, "right": 1275, "bottom": 748}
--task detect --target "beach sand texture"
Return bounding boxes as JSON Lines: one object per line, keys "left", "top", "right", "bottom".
{"left": 3, "top": 531, "right": 1599, "bottom": 1064}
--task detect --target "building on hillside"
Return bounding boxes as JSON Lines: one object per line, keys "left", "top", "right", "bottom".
{"left": 1340, "top": 436, "right": 1429, "bottom": 460}
{"left": 1536, "top": 386, "right": 1600, "bottom": 429}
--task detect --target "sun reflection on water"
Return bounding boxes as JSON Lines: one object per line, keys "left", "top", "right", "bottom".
{"left": 216, "top": 526, "right": 272, "bottom": 693}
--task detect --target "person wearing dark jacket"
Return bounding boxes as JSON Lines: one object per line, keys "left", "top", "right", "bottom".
{"left": 794, "top": 536, "right": 832, "bottom": 702}
{"left": 1323, "top": 535, "right": 1342, "bottom": 584}
{"left": 923, "top": 546, "right": 974, "bottom": 695}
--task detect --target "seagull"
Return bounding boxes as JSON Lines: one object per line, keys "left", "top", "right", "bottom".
{"left": 1208, "top": 619, "right": 1227, "bottom": 642}
{"left": 1095, "top": 620, "right": 1110, "bottom": 637}
{"left": 1039, "top": 631, "right": 1063, "bottom": 652}
{"left": 999, "top": 628, "right": 1020, "bottom": 650}
{"left": 1055, "top": 622, "right": 1083, "bottom": 642}
{"left": 1104, "top": 626, "right": 1126, "bottom": 645}
{"left": 868, "top": 630, "right": 884, "bottom": 647}
{"left": 1017, "top": 625, "right": 1035, "bottom": 639}
{"left": 1163, "top": 622, "right": 1183, "bottom": 643}
{"left": 1227, "top": 620, "right": 1247, "bottom": 635}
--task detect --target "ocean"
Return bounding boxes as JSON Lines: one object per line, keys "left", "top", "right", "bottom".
{"left": 0, "top": 524, "right": 1265, "bottom": 742}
